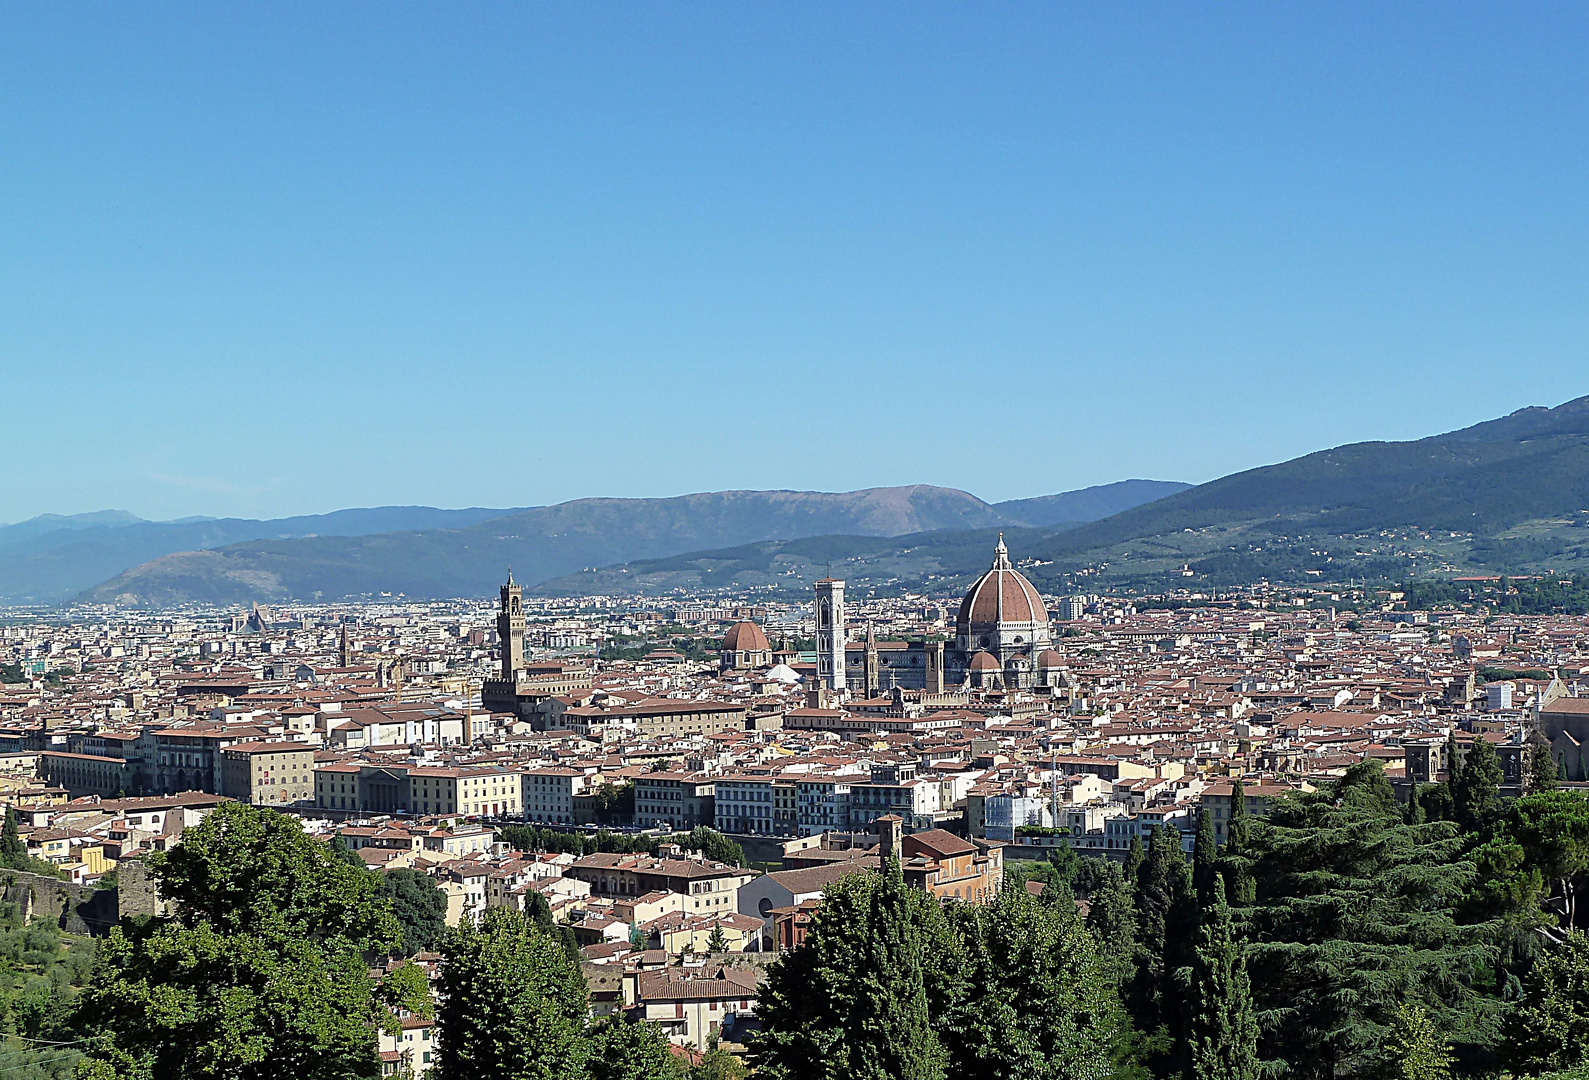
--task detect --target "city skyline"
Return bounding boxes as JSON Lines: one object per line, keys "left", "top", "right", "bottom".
{"left": 4, "top": 4, "right": 1588, "bottom": 522}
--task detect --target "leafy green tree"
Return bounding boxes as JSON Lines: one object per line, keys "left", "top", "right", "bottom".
{"left": 379, "top": 868, "right": 450, "bottom": 956}
{"left": 587, "top": 1016, "right": 684, "bottom": 1080}
{"left": 1454, "top": 736, "right": 1503, "bottom": 832}
{"left": 75, "top": 803, "right": 424, "bottom": 1080}
{"left": 1382, "top": 1004, "right": 1453, "bottom": 1080}
{"left": 755, "top": 860, "right": 949, "bottom": 1080}
{"left": 1186, "top": 879, "right": 1259, "bottom": 1080}
{"left": 434, "top": 906, "right": 589, "bottom": 1080}
{"left": 937, "top": 885, "right": 1125, "bottom": 1080}
{"left": 688, "top": 1046, "right": 748, "bottom": 1080}
{"left": 681, "top": 827, "right": 744, "bottom": 868}
{"left": 1509, "top": 931, "right": 1589, "bottom": 1075}
{"left": 1004, "top": 849, "right": 1080, "bottom": 904}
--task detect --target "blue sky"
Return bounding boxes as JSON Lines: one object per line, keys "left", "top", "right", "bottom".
{"left": 2, "top": 4, "right": 1586, "bottom": 523}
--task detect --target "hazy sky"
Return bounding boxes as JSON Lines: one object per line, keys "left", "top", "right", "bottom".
{"left": 3, "top": 4, "right": 1586, "bottom": 523}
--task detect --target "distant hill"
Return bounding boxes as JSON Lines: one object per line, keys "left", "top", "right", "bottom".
{"left": 993, "top": 480, "right": 1191, "bottom": 526}
{"left": 537, "top": 395, "right": 1589, "bottom": 597}
{"left": 0, "top": 510, "right": 147, "bottom": 546}
{"left": 0, "top": 506, "right": 516, "bottom": 604}
{"left": 73, "top": 482, "right": 1184, "bottom": 607}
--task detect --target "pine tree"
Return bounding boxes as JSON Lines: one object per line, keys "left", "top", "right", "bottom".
{"left": 435, "top": 906, "right": 589, "bottom": 1080}
{"left": 1382, "top": 1004, "right": 1453, "bottom": 1080}
{"left": 1240, "top": 760, "right": 1506, "bottom": 1079}
{"left": 1186, "top": 879, "right": 1259, "bottom": 1080}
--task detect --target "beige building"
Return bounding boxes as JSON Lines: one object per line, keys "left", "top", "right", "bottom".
{"left": 411, "top": 766, "right": 521, "bottom": 818}
{"left": 220, "top": 743, "right": 316, "bottom": 805}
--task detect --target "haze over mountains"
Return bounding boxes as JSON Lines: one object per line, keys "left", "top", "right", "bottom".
{"left": 7, "top": 480, "right": 1184, "bottom": 607}
{"left": 24, "top": 395, "right": 1589, "bottom": 608}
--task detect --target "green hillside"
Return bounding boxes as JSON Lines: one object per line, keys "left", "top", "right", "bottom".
{"left": 539, "top": 396, "right": 1589, "bottom": 597}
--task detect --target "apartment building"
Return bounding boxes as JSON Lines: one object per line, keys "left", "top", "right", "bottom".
{"left": 219, "top": 742, "right": 315, "bottom": 805}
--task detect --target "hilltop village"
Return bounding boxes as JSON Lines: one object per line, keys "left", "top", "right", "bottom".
{"left": 3, "top": 540, "right": 1588, "bottom": 1069}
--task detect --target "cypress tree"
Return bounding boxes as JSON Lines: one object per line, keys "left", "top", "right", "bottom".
{"left": 1124, "top": 835, "right": 1145, "bottom": 885}
{"left": 1084, "top": 859, "right": 1139, "bottom": 985}
{"left": 1219, "top": 780, "right": 1255, "bottom": 906}
{"left": 755, "top": 856, "right": 948, "bottom": 1080}
{"left": 1128, "top": 824, "right": 1198, "bottom": 1073}
{"left": 1193, "top": 806, "right": 1217, "bottom": 907}
{"left": 1454, "top": 736, "right": 1503, "bottom": 832}
{"left": 1530, "top": 735, "right": 1561, "bottom": 793}
{"left": 0, "top": 806, "right": 25, "bottom": 868}
{"left": 1186, "top": 879, "right": 1259, "bottom": 1080}
{"left": 938, "top": 885, "right": 1124, "bottom": 1080}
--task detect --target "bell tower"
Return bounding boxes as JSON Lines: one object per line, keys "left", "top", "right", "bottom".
{"left": 497, "top": 571, "right": 526, "bottom": 682}
{"left": 814, "top": 577, "right": 846, "bottom": 692}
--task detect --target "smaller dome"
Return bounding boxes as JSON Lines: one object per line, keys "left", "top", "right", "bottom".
{"left": 968, "top": 650, "right": 1001, "bottom": 672}
{"left": 722, "top": 621, "right": 771, "bottom": 653}
{"left": 764, "top": 663, "right": 801, "bottom": 684}
{"left": 1035, "top": 649, "right": 1064, "bottom": 669}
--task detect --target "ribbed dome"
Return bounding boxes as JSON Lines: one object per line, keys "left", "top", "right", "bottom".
{"left": 956, "top": 536, "right": 1047, "bottom": 630}
{"left": 1035, "top": 648, "right": 1065, "bottom": 669}
{"left": 968, "top": 650, "right": 1001, "bottom": 672}
{"left": 721, "top": 621, "right": 771, "bottom": 653}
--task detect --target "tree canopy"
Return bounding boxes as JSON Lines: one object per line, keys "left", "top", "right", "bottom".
{"left": 75, "top": 802, "right": 426, "bottom": 1080}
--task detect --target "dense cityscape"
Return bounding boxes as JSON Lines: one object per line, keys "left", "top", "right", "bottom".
{"left": 0, "top": 537, "right": 1585, "bottom": 1077}
{"left": 8, "top": 5, "right": 1589, "bottom": 1079}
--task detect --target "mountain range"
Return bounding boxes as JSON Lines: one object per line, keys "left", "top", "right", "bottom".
{"left": 535, "top": 395, "right": 1589, "bottom": 598}
{"left": 22, "top": 480, "right": 1184, "bottom": 607}
{"left": 28, "top": 394, "right": 1589, "bottom": 607}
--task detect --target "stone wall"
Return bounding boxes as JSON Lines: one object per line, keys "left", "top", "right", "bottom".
{"left": 0, "top": 869, "right": 118, "bottom": 935}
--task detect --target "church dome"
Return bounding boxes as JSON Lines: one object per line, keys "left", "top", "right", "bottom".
{"left": 956, "top": 536, "right": 1048, "bottom": 630}
{"left": 968, "top": 650, "right": 1001, "bottom": 672}
{"left": 1035, "top": 648, "right": 1065, "bottom": 669}
{"left": 722, "top": 621, "right": 771, "bottom": 653}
